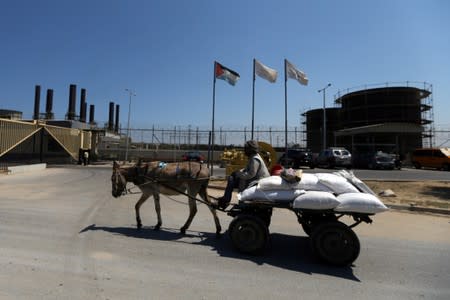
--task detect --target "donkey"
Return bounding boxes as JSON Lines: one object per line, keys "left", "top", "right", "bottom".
{"left": 111, "top": 161, "right": 222, "bottom": 237}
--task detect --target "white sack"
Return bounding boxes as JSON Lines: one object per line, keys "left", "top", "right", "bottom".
{"left": 257, "top": 176, "right": 292, "bottom": 190}
{"left": 238, "top": 186, "right": 305, "bottom": 202}
{"left": 315, "top": 173, "right": 359, "bottom": 194}
{"left": 296, "top": 173, "right": 333, "bottom": 192}
{"left": 293, "top": 191, "right": 340, "bottom": 210}
{"left": 334, "top": 192, "right": 389, "bottom": 214}
{"left": 334, "top": 170, "right": 375, "bottom": 195}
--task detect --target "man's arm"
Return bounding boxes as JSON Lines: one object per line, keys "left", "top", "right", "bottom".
{"left": 237, "top": 157, "right": 259, "bottom": 180}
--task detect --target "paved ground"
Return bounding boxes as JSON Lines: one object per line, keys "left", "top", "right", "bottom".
{"left": 1, "top": 165, "right": 449, "bottom": 299}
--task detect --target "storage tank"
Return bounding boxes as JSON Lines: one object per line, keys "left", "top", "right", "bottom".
{"left": 304, "top": 107, "right": 341, "bottom": 152}
{"left": 337, "top": 86, "right": 431, "bottom": 128}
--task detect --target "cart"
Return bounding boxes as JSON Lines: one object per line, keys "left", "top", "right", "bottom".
{"left": 225, "top": 171, "right": 386, "bottom": 266}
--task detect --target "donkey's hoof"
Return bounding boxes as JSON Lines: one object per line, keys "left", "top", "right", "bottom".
{"left": 136, "top": 223, "right": 142, "bottom": 230}
{"left": 215, "top": 232, "right": 222, "bottom": 239}
{"left": 180, "top": 227, "right": 187, "bottom": 235}
{"left": 154, "top": 224, "right": 161, "bottom": 231}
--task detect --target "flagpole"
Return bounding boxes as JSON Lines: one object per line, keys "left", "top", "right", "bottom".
{"left": 251, "top": 58, "right": 256, "bottom": 140}
{"left": 210, "top": 61, "right": 217, "bottom": 176}
{"left": 284, "top": 59, "right": 288, "bottom": 155}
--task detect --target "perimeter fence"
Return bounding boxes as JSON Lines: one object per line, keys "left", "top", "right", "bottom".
{"left": 119, "top": 126, "right": 450, "bottom": 150}
{"left": 119, "top": 126, "right": 307, "bottom": 150}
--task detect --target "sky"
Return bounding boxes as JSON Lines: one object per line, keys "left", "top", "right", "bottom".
{"left": 1, "top": 0, "right": 449, "bottom": 133}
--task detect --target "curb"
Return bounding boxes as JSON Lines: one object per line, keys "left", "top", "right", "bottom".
{"left": 387, "top": 204, "right": 449, "bottom": 215}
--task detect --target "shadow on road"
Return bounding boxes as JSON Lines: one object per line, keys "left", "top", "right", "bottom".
{"left": 80, "top": 224, "right": 360, "bottom": 281}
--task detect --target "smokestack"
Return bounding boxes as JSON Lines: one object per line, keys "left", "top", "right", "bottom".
{"left": 67, "top": 84, "right": 76, "bottom": 120}
{"left": 115, "top": 104, "right": 120, "bottom": 133}
{"left": 108, "top": 102, "right": 114, "bottom": 131}
{"left": 79, "top": 88, "right": 86, "bottom": 122}
{"left": 45, "top": 89, "right": 54, "bottom": 119}
{"left": 33, "top": 85, "right": 41, "bottom": 120}
{"left": 89, "top": 104, "right": 95, "bottom": 124}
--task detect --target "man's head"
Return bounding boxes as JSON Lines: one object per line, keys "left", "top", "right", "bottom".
{"left": 244, "top": 140, "right": 259, "bottom": 156}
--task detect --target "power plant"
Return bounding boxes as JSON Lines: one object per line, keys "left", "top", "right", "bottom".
{"left": 0, "top": 84, "right": 121, "bottom": 165}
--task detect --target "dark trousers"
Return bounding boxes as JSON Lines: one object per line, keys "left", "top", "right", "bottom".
{"left": 223, "top": 172, "right": 240, "bottom": 203}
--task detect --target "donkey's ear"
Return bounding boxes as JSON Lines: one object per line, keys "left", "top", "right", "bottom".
{"left": 113, "top": 160, "right": 119, "bottom": 169}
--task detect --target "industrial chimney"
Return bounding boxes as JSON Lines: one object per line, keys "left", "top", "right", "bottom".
{"left": 89, "top": 104, "right": 95, "bottom": 124}
{"left": 108, "top": 102, "right": 114, "bottom": 131}
{"left": 67, "top": 84, "right": 77, "bottom": 120}
{"left": 79, "top": 88, "right": 87, "bottom": 122}
{"left": 33, "top": 85, "right": 41, "bottom": 120}
{"left": 115, "top": 104, "right": 120, "bottom": 133}
{"left": 45, "top": 89, "right": 54, "bottom": 119}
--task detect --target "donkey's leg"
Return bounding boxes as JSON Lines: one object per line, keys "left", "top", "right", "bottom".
{"left": 180, "top": 194, "right": 197, "bottom": 235}
{"left": 135, "top": 193, "right": 150, "bottom": 229}
{"left": 153, "top": 192, "right": 162, "bottom": 230}
{"left": 198, "top": 184, "right": 222, "bottom": 238}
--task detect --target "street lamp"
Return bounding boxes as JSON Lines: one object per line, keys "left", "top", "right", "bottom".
{"left": 124, "top": 88, "right": 136, "bottom": 162}
{"left": 318, "top": 83, "right": 331, "bottom": 150}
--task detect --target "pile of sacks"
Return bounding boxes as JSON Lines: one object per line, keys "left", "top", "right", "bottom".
{"left": 237, "top": 170, "right": 388, "bottom": 214}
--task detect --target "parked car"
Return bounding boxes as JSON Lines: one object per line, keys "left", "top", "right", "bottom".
{"left": 352, "top": 151, "right": 396, "bottom": 170}
{"left": 314, "top": 147, "right": 352, "bottom": 169}
{"left": 181, "top": 151, "right": 205, "bottom": 163}
{"left": 278, "top": 148, "right": 314, "bottom": 169}
{"left": 411, "top": 148, "right": 450, "bottom": 171}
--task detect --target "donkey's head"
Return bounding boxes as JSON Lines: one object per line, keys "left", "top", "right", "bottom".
{"left": 111, "top": 161, "right": 128, "bottom": 198}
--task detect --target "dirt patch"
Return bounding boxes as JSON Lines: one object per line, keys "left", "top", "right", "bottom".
{"left": 208, "top": 179, "right": 450, "bottom": 211}
{"left": 365, "top": 180, "right": 450, "bottom": 210}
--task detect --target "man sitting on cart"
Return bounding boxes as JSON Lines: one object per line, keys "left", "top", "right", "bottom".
{"left": 216, "top": 140, "right": 270, "bottom": 209}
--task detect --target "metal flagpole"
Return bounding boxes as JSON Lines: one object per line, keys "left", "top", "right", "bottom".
{"left": 251, "top": 58, "right": 256, "bottom": 140}
{"left": 318, "top": 83, "right": 331, "bottom": 150}
{"left": 284, "top": 59, "right": 288, "bottom": 154}
{"left": 210, "top": 61, "right": 217, "bottom": 176}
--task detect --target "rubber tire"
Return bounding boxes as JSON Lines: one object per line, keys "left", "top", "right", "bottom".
{"left": 228, "top": 215, "right": 269, "bottom": 255}
{"left": 442, "top": 164, "right": 450, "bottom": 171}
{"left": 311, "top": 221, "right": 360, "bottom": 266}
{"left": 413, "top": 162, "right": 421, "bottom": 169}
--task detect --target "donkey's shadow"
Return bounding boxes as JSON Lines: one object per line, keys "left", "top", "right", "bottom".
{"left": 80, "top": 224, "right": 359, "bottom": 281}
{"left": 80, "top": 223, "right": 191, "bottom": 241}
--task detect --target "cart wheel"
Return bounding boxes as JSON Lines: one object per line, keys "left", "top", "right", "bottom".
{"left": 228, "top": 215, "right": 269, "bottom": 255}
{"left": 311, "top": 221, "right": 360, "bottom": 266}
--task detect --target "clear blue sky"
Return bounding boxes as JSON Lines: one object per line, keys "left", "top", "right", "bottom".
{"left": 1, "top": 0, "right": 449, "bottom": 131}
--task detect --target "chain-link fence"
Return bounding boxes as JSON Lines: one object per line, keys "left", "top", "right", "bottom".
{"left": 119, "top": 126, "right": 450, "bottom": 149}
{"left": 120, "top": 126, "right": 307, "bottom": 150}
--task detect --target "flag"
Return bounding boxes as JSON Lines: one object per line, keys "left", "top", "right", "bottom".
{"left": 215, "top": 62, "right": 240, "bottom": 86}
{"left": 254, "top": 59, "right": 278, "bottom": 83}
{"left": 285, "top": 59, "right": 308, "bottom": 85}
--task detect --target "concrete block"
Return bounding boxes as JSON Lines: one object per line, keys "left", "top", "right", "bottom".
{"left": 8, "top": 163, "right": 47, "bottom": 174}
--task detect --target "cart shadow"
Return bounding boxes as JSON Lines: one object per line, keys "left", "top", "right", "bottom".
{"left": 80, "top": 224, "right": 360, "bottom": 281}
{"left": 196, "top": 231, "right": 361, "bottom": 282}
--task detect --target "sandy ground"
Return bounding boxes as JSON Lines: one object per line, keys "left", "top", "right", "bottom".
{"left": 208, "top": 180, "right": 450, "bottom": 211}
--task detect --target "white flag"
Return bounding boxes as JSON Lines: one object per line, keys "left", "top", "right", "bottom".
{"left": 285, "top": 59, "right": 308, "bottom": 85}
{"left": 254, "top": 59, "right": 278, "bottom": 83}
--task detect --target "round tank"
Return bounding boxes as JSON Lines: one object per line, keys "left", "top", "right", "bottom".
{"left": 337, "top": 87, "right": 430, "bottom": 128}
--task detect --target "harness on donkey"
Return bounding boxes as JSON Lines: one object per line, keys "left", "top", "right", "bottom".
{"left": 111, "top": 160, "right": 222, "bottom": 237}
{"left": 130, "top": 161, "right": 217, "bottom": 208}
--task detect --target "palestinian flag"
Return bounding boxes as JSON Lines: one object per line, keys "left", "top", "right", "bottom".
{"left": 215, "top": 62, "right": 240, "bottom": 86}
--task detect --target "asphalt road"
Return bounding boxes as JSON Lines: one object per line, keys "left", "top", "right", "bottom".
{"left": 1, "top": 165, "right": 449, "bottom": 300}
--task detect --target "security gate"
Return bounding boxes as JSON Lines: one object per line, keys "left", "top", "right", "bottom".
{"left": 0, "top": 118, "right": 91, "bottom": 162}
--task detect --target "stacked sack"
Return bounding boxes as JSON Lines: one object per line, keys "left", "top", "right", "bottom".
{"left": 237, "top": 170, "right": 388, "bottom": 214}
